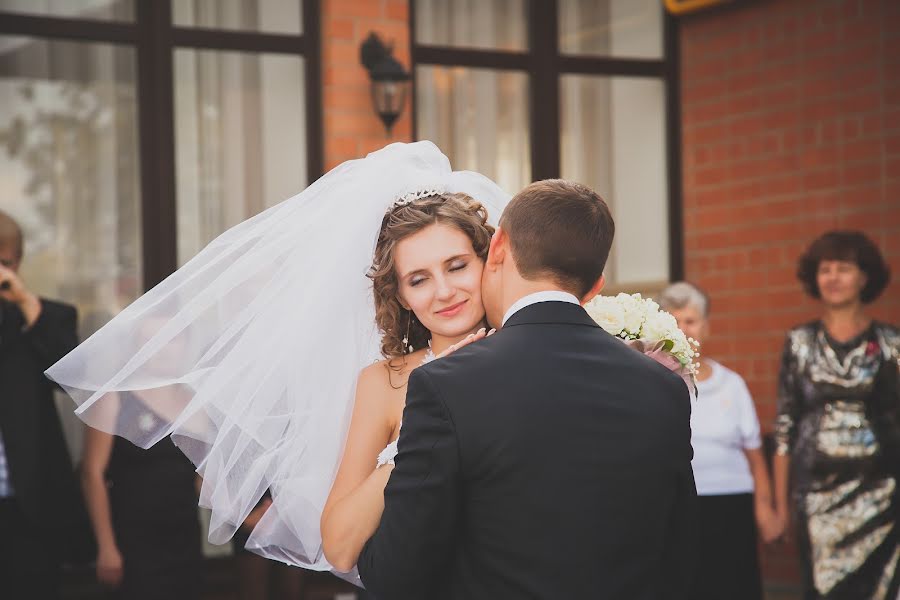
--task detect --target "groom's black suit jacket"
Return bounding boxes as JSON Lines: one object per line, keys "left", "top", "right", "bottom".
{"left": 358, "top": 301, "right": 697, "bottom": 599}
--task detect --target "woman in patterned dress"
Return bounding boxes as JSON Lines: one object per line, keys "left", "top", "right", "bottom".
{"left": 773, "top": 230, "right": 900, "bottom": 600}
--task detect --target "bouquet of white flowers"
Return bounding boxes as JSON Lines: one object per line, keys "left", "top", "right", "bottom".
{"left": 584, "top": 293, "right": 699, "bottom": 396}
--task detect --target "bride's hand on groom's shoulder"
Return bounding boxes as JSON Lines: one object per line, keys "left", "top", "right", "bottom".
{"left": 436, "top": 328, "right": 495, "bottom": 360}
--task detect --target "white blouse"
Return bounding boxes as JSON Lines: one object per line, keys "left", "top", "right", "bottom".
{"left": 690, "top": 360, "right": 762, "bottom": 496}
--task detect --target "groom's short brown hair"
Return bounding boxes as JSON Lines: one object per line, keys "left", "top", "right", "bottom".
{"left": 500, "top": 179, "right": 614, "bottom": 297}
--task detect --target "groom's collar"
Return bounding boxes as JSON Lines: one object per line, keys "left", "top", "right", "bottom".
{"left": 502, "top": 290, "right": 579, "bottom": 326}
{"left": 501, "top": 296, "right": 599, "bottom": 330}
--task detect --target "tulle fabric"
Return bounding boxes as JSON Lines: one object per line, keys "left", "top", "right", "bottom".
{"left": 45, "top": 141, "right": 511, "bottom": 573}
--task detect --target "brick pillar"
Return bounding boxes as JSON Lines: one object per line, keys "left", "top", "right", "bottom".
{"left": 321, "top": 0, "right": 412, "bottom": 171}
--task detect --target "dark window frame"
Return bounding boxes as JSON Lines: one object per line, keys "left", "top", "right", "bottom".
{"left": 409, "top": 0, "right": 683, "bottom": 281}
{"left": 0, "top": 0, "right": 323, "bottom": 290}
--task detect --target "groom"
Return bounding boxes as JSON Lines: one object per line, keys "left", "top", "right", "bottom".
{"left": 358, "top": 180, "right": 697, "bottom": 598}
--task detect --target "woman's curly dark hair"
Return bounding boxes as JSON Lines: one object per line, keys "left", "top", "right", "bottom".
{"left": 796, "top": 230, "right": 890, "bottom": 304}
{"left": 368, "top": 192, "right": 494, "bottom": 361}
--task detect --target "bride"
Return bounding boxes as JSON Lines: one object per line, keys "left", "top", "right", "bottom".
{"left": 46, "top": 141, "right": 509, "bottom": 580}
{"left": 321, "top": 189, "right": 495, "bottom": 573}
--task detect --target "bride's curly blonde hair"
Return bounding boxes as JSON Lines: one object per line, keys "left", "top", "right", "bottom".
{"left": 368, "top": 192, "right": 494, "bottom": 361}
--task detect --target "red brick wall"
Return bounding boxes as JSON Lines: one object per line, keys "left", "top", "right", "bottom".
{"left": 321, "top": 0, "right": 412, "bottom": 171}
{"left": 680, "top": 0, "right": 900, "bottom": 585}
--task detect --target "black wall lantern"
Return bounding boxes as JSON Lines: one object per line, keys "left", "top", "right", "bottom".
{"left": 360, "top": 32, "right": 410, "bottom": 135}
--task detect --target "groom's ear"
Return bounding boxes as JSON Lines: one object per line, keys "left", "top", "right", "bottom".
{"left": 486, "top": 228, "right": 506, "bottom": 269}
{"left": 580, "top": 274, "right": 606, "bottom": 305}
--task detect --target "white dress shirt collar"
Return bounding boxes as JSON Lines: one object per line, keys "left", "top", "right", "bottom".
{"left": 501, "top": 290, "right": 580, "bottom": 326}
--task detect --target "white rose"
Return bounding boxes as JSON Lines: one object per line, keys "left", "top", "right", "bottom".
{"left": 671, "top": 332, "right": 689, "bottom": 356}
{"left": 670, "top": 329, "right": 696, "bottom": 363}
{"left": 616, "top": 293, "right": 647, "bottom": 337}
{"left": 641, "top": 310, "right": 679, "bottom": 345}
{"left": 585, "top": 296, "right": 626, "bottom": 336}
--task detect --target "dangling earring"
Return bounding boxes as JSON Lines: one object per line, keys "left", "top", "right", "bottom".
{"left": 402, "top": 310, "right": 413, "bottom": 354}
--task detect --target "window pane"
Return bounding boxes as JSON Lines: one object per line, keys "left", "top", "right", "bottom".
{"left": 558, "top": 0, "right": 662, "bottom": 59}
{"left": 174, "top": 49, "right": 307, "bottom": 266}
{"left": 173, "top": 0, "right": 302, "bottom": 35}
{"left": 415, "top": 0, "right": 527, "bottom": 51}
{"left": 0, "top": 0, "right": 134, "bottom": 20}
{"left": 0, "top": 36, "right": 142, "bottom": 334}
{"left": 560, "top": 75, "right": 668, "bottom": 288}
{"left": 417, "top": 65, "right": 530, "bottom": 194}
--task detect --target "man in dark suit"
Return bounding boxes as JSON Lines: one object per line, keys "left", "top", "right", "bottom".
{"left": 358, "top": 180, "right": 697, "bottom": 599}
{"left": 0, "top": 210, "right": 84, "bottom": 599}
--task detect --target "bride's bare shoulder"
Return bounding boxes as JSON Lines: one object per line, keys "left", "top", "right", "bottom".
{"left": 357, "top": 350, "right": 428, "bottom": 392}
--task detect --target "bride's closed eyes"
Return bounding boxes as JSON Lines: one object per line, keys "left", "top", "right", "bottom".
{"left": 405, "top": 255, "right": 472, "bottom": 287}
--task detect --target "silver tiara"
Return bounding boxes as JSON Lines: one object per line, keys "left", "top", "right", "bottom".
{"left": 369, "top": 187, "right": 447, "bottom": 277}
{"left": 386, "top": 186, "right": 445, "bottom": 213}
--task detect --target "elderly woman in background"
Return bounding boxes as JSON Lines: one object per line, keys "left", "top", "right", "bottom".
{"left": 773, "top": 231, "right": 899, "bottom": 600}
{"left": 660, "top": 281, "right": 782, "bottom": 600}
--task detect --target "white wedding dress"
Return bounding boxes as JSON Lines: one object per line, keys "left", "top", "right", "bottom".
{"left": 45, "top": 142, "right": 510, "bottom": 578}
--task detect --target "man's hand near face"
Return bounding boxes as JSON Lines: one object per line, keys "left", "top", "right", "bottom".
{"left": 0, "top": 257, "right": 42, "bottom": 328}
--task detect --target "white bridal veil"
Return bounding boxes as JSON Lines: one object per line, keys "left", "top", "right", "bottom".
{"left": 46, "top": 141, "right": 511, "bottom": 571}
